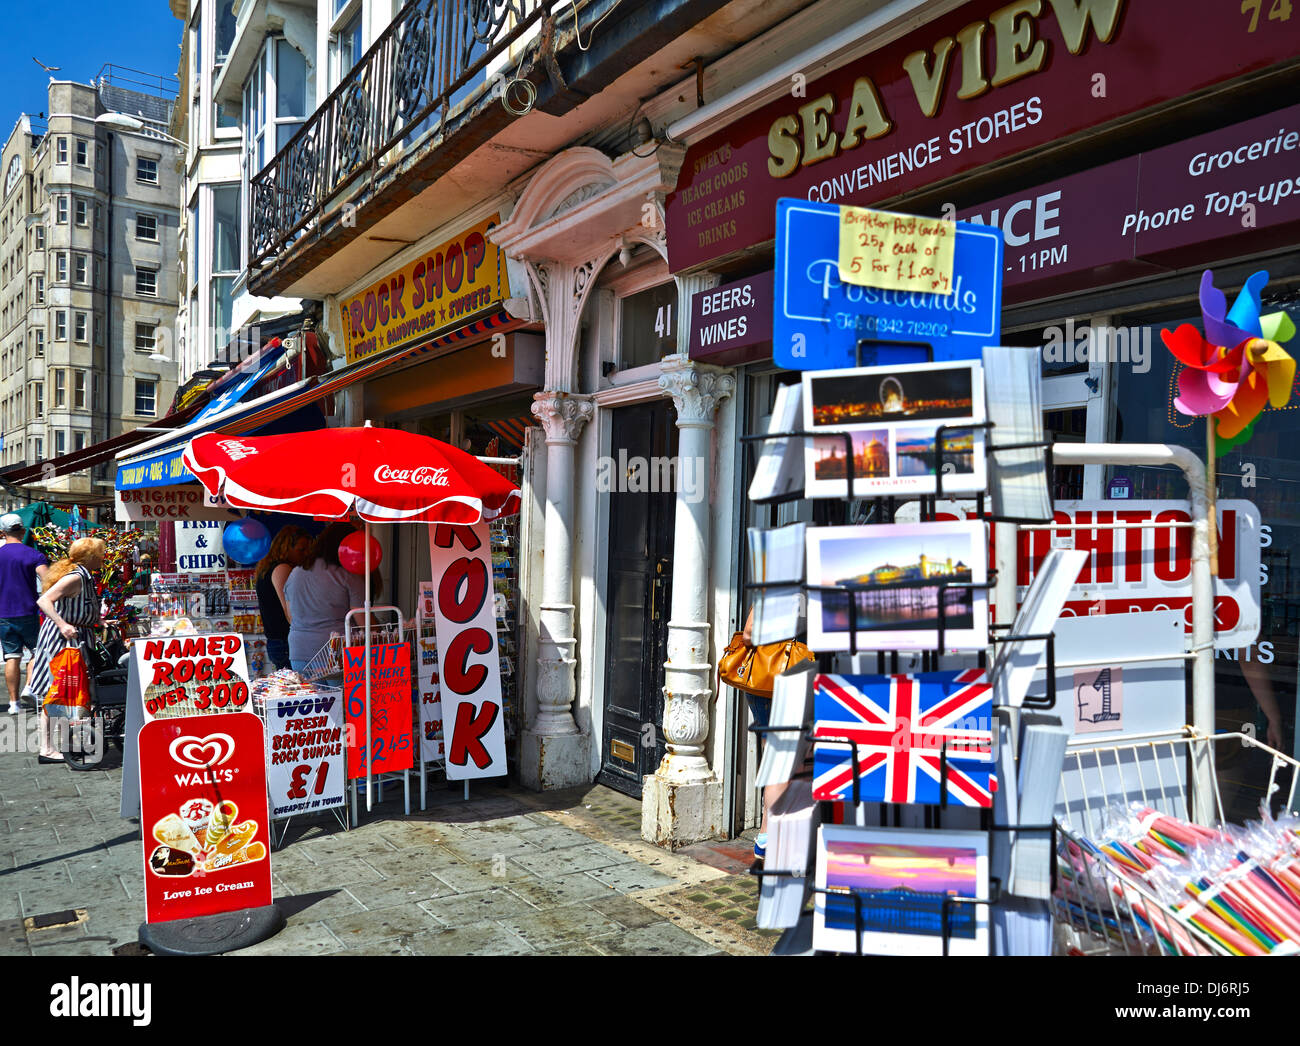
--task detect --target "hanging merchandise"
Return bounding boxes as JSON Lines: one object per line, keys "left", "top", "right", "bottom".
{"left": 338, "top": 529, "right": 383, "bottom": 575}
{"left": 222, "top": 518, "right": 272, "bottom": 565}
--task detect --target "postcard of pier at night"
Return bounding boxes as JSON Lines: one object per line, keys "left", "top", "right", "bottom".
{"left": 805, "top": 520, "right": 988, "bottom": 651}
{"left": 802, "top": 360, "right": 986, "bottom": 499}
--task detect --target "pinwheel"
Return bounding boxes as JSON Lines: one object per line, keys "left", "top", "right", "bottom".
{"left": 1161, "top": 270, "right": 1296, "bottom": 573}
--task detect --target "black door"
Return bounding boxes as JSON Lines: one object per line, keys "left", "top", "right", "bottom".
{"left": 598, "top": 399, "right": 678, "bottom": 796}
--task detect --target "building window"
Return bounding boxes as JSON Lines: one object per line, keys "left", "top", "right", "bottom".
{"left": 55, "top": 252, "right": 67, "bottom": 282}
{"left": 75, "top": 139, "right": 88, "bottom": 166}
{"left": 75, "top": 431, "right": 87, "bottom": 451}
{"left": 93, "top": 314, "right": 102, "bottom": 346}
{"left": 56, "top": 196, "right": 67, "bottom": 223}
{"left": 136, "top": 213, "right": 158, "bottom": 241}
{"left": 54, "top": 311, "right": 66, "bottom": 340}
{"left": 74, "top": 198, "right": 88, "bottom": 225}
{"left": 135, "top": 379, "right": 157, "bottom": 417}
{"left": 74, "top": 370, "right": 86, "bottom": 410}
{"left": 137, "top": 156, "right": 159, "bottom": 184}
{"left": 93, "top": 258, "right": 101, "bottom": 288}
{"left": 32, "top": 382, "right": 43, "bottom": 419}
{"left": 56, "top": 137, "right": 67, "bottom": 164}
{"left": 55, "top": 369, "right": 66, "bottom": 408}
{"left": 74, "top": 312, "right": 87, "bottom": 342}
{"left": 34, "top": 331, "right": 43, "bottom": 357}
{"left": 55, "top": 429, "right": 65, "bottom": 455}
{"left": 34, "top": 436, "right": 42, "bottom": 460}
{"left": 74, "top": 254, "right": 87, "bottom": 284}
{"left": 211, "top": 184, "right": 240, "bottom": 353}
{"left": 136, "top": 268, "right": 158, "bottom": 296}
{"left": 34, "top": 275, "right": 44, "bottom": 304}
{"left": 243, "top": 36, "right": 309, "bottom": 173}
{"left": 337, "top": 10, "right": 363, "bottom": 85}
{"left": 34, "top": 227, "right": 43, "bottom": 250}
{"left": 135, "top": 322, "right": 157, "bottom": 353}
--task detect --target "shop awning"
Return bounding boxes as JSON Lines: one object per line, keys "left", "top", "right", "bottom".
{"left": 115, "top": 308, "right": 521, "bottom": 491}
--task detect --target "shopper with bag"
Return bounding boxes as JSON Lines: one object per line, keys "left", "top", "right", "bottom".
{"left": 0, "top": 513, "right": 48, "bottom": 715}
{"left": 28, "top": 538, "right": 104, "bottom": 763}
{"left": 718, "top": 606, "right": 814, "bottom": 865}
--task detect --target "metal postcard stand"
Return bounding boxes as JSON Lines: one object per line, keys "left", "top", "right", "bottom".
{"left": 738, "top": 341, "right": 1062, "bottom": 956}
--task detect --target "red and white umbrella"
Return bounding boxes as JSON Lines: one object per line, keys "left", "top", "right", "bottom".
{"left": 182, "top": 426, "right": 520, "bottom": 523}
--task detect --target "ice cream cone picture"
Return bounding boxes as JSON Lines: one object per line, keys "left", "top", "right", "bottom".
{"left": 215, "top": 819, "right": 258, "bottom": 857}
{"left": 234, "top": 842, "right": 266, "bottom": 865}
{"left": 152, "top": 813, "right": 202, "bottom": 858}
{"left": 179, "top": 798, "right": 214, "bottom": 848}
{"left": 204, "top": 800, "right": 238, "bottom": 851}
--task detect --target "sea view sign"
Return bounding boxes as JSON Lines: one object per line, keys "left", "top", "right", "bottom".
{"left": 775, "top": 199, "right": 1003, "bottom": 369}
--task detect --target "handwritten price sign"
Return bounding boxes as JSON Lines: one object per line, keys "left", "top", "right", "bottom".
{"left": 837, "top": 206, "right": 956, "bottom": 295}
{"left": 343, "top": 643, "right": 414, "bottom": 779}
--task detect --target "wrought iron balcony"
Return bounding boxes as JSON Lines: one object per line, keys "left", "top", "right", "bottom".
{"left": 248, "top": 0, "right": 550, "bottom": 274}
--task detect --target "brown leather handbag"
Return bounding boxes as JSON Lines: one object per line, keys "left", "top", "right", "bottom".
{"left": 718, "top": 631, "right": 815, "bottom": 697}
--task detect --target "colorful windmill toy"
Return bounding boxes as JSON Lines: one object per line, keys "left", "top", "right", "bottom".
{"left": 1161, "top": 270, "right": 1296, "bottom": 572}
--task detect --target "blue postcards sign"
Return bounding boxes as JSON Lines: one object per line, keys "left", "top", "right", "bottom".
{"left": 774, "top": 198, "right": 1003, "bottom": 369}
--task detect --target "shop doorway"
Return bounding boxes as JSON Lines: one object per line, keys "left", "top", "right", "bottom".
{"left": 597, "top": 399, "right": 678, "bottom": 796}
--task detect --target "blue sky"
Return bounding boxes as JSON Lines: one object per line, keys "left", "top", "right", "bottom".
{"left": 5, "top": 0, "right": 182, "bottom": 123}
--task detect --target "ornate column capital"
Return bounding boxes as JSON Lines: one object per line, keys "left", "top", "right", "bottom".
{"left": 657, "top": 355, "right": 735, "bottom": 427}
{"left": 531, "top": 390, "right": 595, "bottom": 446}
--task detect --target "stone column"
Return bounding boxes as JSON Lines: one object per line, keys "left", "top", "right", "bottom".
{"left": 522, "top": 389, "right": 595, "bottom": 789}
{"left": 643, "top": 354, "right": 734, "bottom": 846}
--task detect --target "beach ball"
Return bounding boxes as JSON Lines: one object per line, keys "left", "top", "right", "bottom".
{"left": 223, "top": 518, "right": 271, "bottom": 564}
{"left": 338, "top": 530, "right": 382, "bottom": 575}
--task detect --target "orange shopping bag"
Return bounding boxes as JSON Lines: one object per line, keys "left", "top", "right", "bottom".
{"left": 44, "top": 646, "right": 92, "bottom": 719}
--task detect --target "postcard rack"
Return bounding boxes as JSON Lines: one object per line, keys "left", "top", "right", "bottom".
{"left": 739, "top": 366, "right": 1060, "bottom": 956}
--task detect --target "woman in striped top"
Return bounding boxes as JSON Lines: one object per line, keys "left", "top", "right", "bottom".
{"left": 30, "top": 538, "right": 105, "bottom": 762}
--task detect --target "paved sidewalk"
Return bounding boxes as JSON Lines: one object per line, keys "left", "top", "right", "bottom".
{"left": 0, "top": 710, "right": 778, "bottom": 956}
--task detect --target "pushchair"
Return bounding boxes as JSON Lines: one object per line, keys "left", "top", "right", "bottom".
{"left": 62, "top": 631, "right": 129, "bottom": 772}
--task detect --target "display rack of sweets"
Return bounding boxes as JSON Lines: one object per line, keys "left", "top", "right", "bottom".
{"left": 490, "top": 516, "right": 521, "bottom": 757}
{"left": 251, "top": 668, "right": 343, "bottom": 718}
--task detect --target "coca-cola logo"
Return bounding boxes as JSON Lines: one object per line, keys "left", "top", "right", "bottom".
{"left": 216, "top": 439, "right": 258, "bottom": 461}
{"left": 373, "top": 465, "right": 450, "bottom": 486}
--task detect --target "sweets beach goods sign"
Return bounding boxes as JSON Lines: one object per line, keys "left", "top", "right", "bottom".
{"left": 343, "top": 643, "right": 414, "bottom": 779}
{"left": 339, "top": 214, "right": 510, "bottom": 364}
{"left": 265, "top": 691, "right": 346, "bottom": 818}
{"left": 775, "top": 199, "right": 1002, "bottom": 367}
{"left": 666, "top": 0, "right": 1300, "bottom": 273}
{"left": 428, "top": 521, "right": 506, "bottom": 780}
{"left": 138, "top": 712, "right": 272, "bottom": 923}
{"left": 120, "top": 634, "right": 254, "bottom": 819}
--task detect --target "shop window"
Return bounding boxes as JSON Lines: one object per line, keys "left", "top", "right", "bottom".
{"left": 619, "top": 282, "right": 678, "bottom": 370}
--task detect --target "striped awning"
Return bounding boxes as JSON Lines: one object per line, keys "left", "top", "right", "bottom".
{"left": 116, "top": 310, "right": 521, "bottom": 490}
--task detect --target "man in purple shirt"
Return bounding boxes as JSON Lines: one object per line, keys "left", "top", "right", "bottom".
{"left": 0, "top": 513, "right": 48, "bottom": 714}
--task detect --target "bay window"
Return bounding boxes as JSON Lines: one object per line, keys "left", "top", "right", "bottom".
{"left": 243, "top": 37, "right": 309, "bottom": 173}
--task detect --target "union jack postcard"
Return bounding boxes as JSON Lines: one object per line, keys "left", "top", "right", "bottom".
{"left": 812, "top": 669, "right": 997, "bottom": 807}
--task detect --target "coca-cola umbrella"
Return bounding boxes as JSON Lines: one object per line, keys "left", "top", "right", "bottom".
{"left": 182, "top": 424, "right": 521, "bottom": 809}
{"left": 181, "top": 425, "right": 520, "bottom": 523}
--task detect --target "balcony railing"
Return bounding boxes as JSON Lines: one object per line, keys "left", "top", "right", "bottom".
{"left": 248, "top": 0, "right": 549, "bottom": 273}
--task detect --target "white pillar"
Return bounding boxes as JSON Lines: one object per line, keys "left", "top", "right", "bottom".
{"left": 643, "top": 353, "right": 734, "bottom": 845}
{"left": 522, "top": 389, "right": 594, "bottom": 788}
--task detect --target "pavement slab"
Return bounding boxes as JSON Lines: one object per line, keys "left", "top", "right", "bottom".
{"left": 325, "top": 903, "right": 443, "bottom": 948}
{"left": 420, "top": 887, "right": 541, "bottom": 928}
{"left": 405, "top": 921, "right": 534, "bottom": 956}
{"left": 505, "top": 872, "right": 619, "bottom": 908}
{"left": 510, "top": 842, "right": 633, "bottom": 880}
{"left": 497, "top": 902, "right": 624, "bottom": 951}
{"left": 344, "top": 873, "right": 458, "bottom": 911}
{"left": 591, "top": 922, "right": 724, "bottom": 956}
